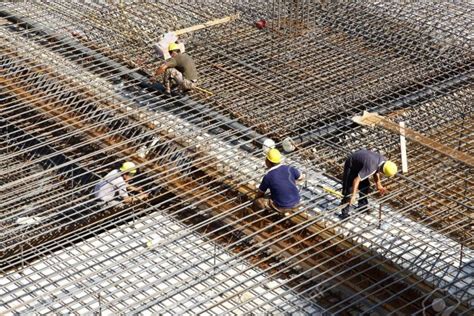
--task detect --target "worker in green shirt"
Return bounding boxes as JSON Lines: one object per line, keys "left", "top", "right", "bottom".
{"left": 154, "top": 43, "right": 198, "bottom": 94}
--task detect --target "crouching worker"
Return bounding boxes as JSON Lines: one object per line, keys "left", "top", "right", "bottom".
{"left": 253, "top": 149, "right": 304, "bottom": 215}
{"left": 94, "top": 161, "right": 149, "bottom": 207}
{"left": 338, "top": 149, "right": 397, "bottom": 219}
{"left": 154, "top": 43, "right": 198, "bottom": 94}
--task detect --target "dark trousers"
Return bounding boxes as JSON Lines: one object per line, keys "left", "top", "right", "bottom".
{"left": 341, "top": 158, "right": 370, "bottom": 215}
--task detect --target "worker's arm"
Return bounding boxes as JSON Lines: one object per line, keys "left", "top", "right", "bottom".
{"left": 123, "top": 196, "right": 134, "bottom": 203}
{"left": 154, "top": 58, "right": 177, "bottom": 78}
{"left": 154, "top": 63, "right": 168, "bottom": 77}
{"left": 292, "top": 166, "right": 304, "bottom": 183}
{"left": 296, "top": 173, "right": 305, "bottom": 183}
{"left": 116, "top": 182, "right": 136, "bottom": 204}
{"left": 255, "top": 190, "right": 265, "bottom": 198}
{"left": 350, "top": 176, "right": 361, "bottom": 205}
{"left": 123, "top": 193, "right": 148, "bottom": 204}
{"left": 256, "top": 175, "right": 269, "bottom": 199}
{"left": 373, "top": 172, "right": 387, "bottom": 195}
{"left": 128, "top": 184, "right": 149, "bottom": 199}
{"left": 127, "top": 184, "right": 142, "bottom": 193}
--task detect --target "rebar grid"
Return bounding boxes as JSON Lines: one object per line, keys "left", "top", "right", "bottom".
{"left": 1, "top": 0, "right": 473, "bottom": 314}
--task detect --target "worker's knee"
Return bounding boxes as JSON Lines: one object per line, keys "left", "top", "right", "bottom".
{"left": 166, "top": 68, "right": 183, "bottom": 82}
{"left": 181, "top": 79, "right": 196, "bottom": 91}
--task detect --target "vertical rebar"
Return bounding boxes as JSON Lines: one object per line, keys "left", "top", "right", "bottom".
{"left": 98, "top": 293, "right": 102, "bottom": 316}
{"left": 378, "top": 204, "right": 382, "bottom": 229}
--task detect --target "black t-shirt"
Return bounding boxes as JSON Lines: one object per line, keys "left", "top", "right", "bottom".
{"left": 349, "top": 150, "right": 386, "bottom": 180}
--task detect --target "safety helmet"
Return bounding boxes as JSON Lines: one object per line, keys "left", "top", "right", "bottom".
{"left": 266, "top": 148, "right": 282, "bottom": 164}
{"left": 168, "top": 42, "right": 180, "bottom": 52}
{"left": 382, "top": 161, "right": 397, "bottom": 177}
{"left": 262, "top": 138, "right": 275, "bottom": 154}
{"left": 120, "top": 161, "right": 137, "bottom": 174}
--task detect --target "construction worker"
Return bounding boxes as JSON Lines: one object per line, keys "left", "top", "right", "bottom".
{"left": 254, "top": 148, "right": 304, "bottom": 214}
{"left": 154, "top": 42, "right": 198, "bottom": 94}
{"left": 94, "top": 161, "right": 148, "bottom": 207}
{"left": 338, "top": 149, "right": 397, "bottom": 219}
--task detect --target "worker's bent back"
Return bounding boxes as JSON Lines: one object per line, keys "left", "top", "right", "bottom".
{"left": 94, "top": 169, "right": 129, "bottom": 202}
{"left": 259, "top": 165, "right": 301, "bottom": 208}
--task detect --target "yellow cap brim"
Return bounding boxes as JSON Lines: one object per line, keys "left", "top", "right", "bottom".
{"left": 120, "top": 167, "right": 137, "bottom": 174}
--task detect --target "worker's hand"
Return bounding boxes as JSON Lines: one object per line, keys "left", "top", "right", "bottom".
{"left": 349, "top": 195, "right": 357, "bottom": 206}
{"left": 377, "top": 186, "right": 388, "bottom": 196}
{"left": 139, "top": 192, "right": 149, "bottom": 200}
{"left": 124, "top": 196, "right": 134, "bottom": 204}
{"left": 155, "top": 64, "right": 167, "bottom": 77}
{"left": 296, "top": 174, "right": 305, "bottom": 183}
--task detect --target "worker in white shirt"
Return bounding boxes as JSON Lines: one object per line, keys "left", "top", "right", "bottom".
{"left": 94, "top": 161, "right": 148, "bottom": 207}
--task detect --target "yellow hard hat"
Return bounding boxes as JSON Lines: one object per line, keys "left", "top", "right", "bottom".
{"left": 168, "top": 42, "right": 180, "bottom": 52}
{"left": 120, "top": 161, "right": 137, "bottom": 174}
{"left": 383, "top": 161, "right": 397, "bottom": 177}
{"left": 266, "top": 148, "right": 282, "bottom": 164}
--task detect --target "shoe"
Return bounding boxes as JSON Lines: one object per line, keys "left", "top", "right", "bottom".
{"left": 338, "top": 212, "right": 350, "bottom": 220}
{"left": 356, "top": 204, "right": 371, "bottom": 214}
{"left": 338, "top": 205, "right": 352, "bottom": 220}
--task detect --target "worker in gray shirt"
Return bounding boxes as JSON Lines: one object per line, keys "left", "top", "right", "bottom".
{"left": 339, "top": 150, "right": 397, "bottom": 219}
{"left": 94, "top": 162, "right": 148, "bottom": 207}
{"left": 154, "top": 42, "right": 198, "bottom": 94}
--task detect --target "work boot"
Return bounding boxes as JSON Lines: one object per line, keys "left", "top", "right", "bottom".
{"left": 338, "top": 205, "right": 352, "bottom": 220}
{"left": 356, "top": 199, "right": 370, "bottom": 214}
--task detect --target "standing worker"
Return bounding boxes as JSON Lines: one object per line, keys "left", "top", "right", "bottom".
{"left": 94, "top": 161, "right": 148, "bottom": 207}
{"left": 254, "top": 149, "right": 304, "bottom": 215}
{"left": 154, "top": 43, "right": 198, "bottom": 94}
{"left": 338, "top": 149, "right": 397, "bottom": 219}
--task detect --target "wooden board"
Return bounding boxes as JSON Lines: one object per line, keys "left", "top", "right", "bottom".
{"left": 353, "top": 111, "right": 474, "bottom": 168}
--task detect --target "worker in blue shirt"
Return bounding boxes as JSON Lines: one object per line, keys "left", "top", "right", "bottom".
{"left": 254, "top": 148, "right": 304, "bottom": 214}
{"left": 338, "top": 149, "right": 398, "bottom": 219}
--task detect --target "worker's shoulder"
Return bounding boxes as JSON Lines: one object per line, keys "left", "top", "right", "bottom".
{"left": 266, "top": 164, "right": 292, "bottom": 176}
{"left": 105, "top": 169, "right": 118, "bottom": 175}
{"left": 104, "top": 169, "right": 121, "bottom": 179}
{"left": 176, "top": 52, "right": 194, "bottom": 62}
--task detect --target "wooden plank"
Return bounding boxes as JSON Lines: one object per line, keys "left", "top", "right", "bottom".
{"left": 399, "top": 121, "right": 408, "bottom": 173}
{"left": 353, "top": 111, "right": 474, "bottom": 167}
{"left": 173, "top": 14, "right": 239, "bottom": 36}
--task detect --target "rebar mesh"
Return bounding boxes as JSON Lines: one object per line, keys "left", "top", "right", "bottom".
{"left": 0, "top": 0, "right": 473, "bottom": 314}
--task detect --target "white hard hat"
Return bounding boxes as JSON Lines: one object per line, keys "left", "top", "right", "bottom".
{"left": 282, "top": 137, "right": 296, "bottom": 152}
{"left": 432, "top": 298, "right": 446, "bottom": 312}
{"left": 262, "top": 138, "right": 275, "bottom": 154}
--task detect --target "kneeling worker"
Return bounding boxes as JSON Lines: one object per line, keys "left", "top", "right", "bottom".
{"left": 339, "top": 149, "right": 397, "bottom": 219}
{"left": 94, "top": 161, "right": 148, "bottom": 207}
{"left": 154, "top": 43, "right": 198, "bottom": 94}
{"left": 254, "top": 149, "right": 304, "bottom": 214}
